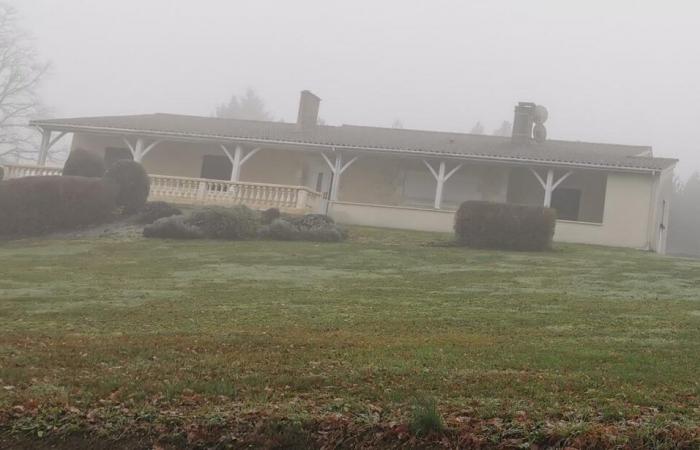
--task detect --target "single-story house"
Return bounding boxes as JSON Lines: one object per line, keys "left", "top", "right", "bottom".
{"left": 9, "top": 91, "right": 676, "bottom": 252}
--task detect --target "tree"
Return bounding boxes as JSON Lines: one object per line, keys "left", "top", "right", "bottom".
{"left": 0, "top": 3, "right": 49, "bottom": 163}
{"left": 215, "top": 88, "right": 273, "bottom": 121}
{"left": 492, "top": 121, "right": 512, "bottom": 137}
{"left": 470, "top": 121, "right": 485, "bottom": 135}
{"left": 668, "top": 173, "right": 700, "bottom": 256}
{"left": 391, "top": 119, "right": 404, "bottom": 129}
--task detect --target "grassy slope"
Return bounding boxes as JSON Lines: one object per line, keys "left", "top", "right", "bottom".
{"left": 1, "top": 227, "right": 699, "bottom": 446}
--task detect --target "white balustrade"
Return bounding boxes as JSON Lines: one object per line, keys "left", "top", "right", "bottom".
{"left": 0, "top": 164, "right": 323, "bottom": 213}
{"left": 1, "top": 163, "right": 62, "bottom": 179}
{"left": 148, "top": 175, "right": 322, "bottom": 212}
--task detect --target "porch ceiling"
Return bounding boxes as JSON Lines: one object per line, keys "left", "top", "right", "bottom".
{"left": 30, "top": 113, "right": 677, "bottom": 173}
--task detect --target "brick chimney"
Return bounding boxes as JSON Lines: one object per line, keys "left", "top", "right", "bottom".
{"left": 512, "top": 102, "right": 548, "bottom": 143}
{"left": 297, "top": 90, "right": 321, "bottom": 130}
{"left": 511, "top": 102, "right": 535, "bottom": 143}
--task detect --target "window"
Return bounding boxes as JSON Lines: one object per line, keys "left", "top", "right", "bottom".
{"left": 551, "top": 188, "right": 581, "bottom": 221}
{"left": 104, "top": 147, "right": 133, "bottom": 168}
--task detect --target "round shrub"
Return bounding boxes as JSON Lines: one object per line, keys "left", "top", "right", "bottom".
{"left": 261, "top": 207, "right": 281, "bottom": 225}
{"left": 186, "top": 205, "right": 259, "bottom": 240}
{"left": 258, "top": 218, "right": 299, "bottom": 240}
{"left": 143, "top": 215, "right": 203, "bottom": 239}
{"left": 454, "top": 200, "right": 556, "bottom": 251}
{"left": 62, "top": 148, "right": 105, "bottom": 178}
{"left": 103, "top": 160, "right": 150, "bottom": 213}
{"left": 0, "top": 176, "right": 117, "bottom": 236}
{"left": 136, "top": 201, "right": 182, "bottom": 224}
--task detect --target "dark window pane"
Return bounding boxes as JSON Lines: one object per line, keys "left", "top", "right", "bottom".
{"left": 551, "top": 188, "right": 581, "bottom": 221}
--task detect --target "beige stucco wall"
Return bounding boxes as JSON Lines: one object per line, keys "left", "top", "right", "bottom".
{"left": 329, "top": 202, "right": 455, "bottom": 233}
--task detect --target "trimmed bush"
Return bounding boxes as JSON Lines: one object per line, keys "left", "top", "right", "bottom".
{"left": 258, "top": 214, "right": 347, "bottom": 242}
{"left": 261, "top": 207, "right": 281, "bottom": 225}
{"left": 186, "top": 206, "right": 259, "bottom": 240}
{"left": 0, "top": 176, "right": 117, "bottom": 236}
{"left": 289, "top": 213, "right": 336, "bottom": 229}
{"left": 135, "top": 201, "right": 182, "bottom": 224}
{"left": 143, "top": 215, "right": 203, "bottom": 239}
{"left": 62, "top": 148, "right": 105, "bottom": 178}
{"left": 454, "top": 200, "right": 556, "bottom": 251}
{"left": 103, "top": 160, "right": 150, "bottom": 213}
{"left": 258, "top": 218, "right": 299, "bottom": 241}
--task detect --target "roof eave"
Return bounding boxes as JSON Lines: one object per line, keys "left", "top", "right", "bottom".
{"left": 29, "top": 121, "right": 674, "bottom": 174}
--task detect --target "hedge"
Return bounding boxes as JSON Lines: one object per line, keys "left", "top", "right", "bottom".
{"left": 0, "top": 176, "right": 117, "bottom": 236}
{"left": 103, "top": 160, "right": 150, "bottom": 213}
{"left": 62, "top": 148, "right": 105, "bottom": 178}
{"left": 454, "top": 201, "right": 556, "bottom": 251}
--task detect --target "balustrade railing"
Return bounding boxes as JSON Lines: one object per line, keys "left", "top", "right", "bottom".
{"left": 1, "top": 164, "right": 322, "bottom": 213}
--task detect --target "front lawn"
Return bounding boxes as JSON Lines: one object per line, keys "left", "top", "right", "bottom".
{"left": 1, "top": 227, "right": 699, "bottom": 448}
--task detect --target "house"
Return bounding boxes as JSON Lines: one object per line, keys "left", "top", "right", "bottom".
{"left": 10, "top": 91, "right": 676, "bottom": 252}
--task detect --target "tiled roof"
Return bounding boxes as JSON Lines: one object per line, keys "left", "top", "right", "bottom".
{"left": 31, "top": 113, "right": 677, "bottom": 172}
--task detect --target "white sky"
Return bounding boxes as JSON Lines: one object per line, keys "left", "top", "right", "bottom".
{"left": 9, "top": 0, "right": 700, "bottom": 177}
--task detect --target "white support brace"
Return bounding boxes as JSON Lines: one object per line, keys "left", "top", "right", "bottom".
{"left": 49, "top": 131, "right": 68, "bottom": 149}
{"left": 423, "top": 160, "right": 463, "bottom": 209}
{"left": 37, "top": 128, "right": 51, "bottom": 165}
{"left": 221, "top": 144, "right": 261, "bottom": 181}
{"left": 122, "top": 137, "right": 161, "bottom": 162}
{"left": 321, "top": 149, "right": 357, "bottom": 201}
{"left": 122, "top": 137, "right": 136, "bottom": 156}
{"left": 36, "top": 128, "right": 70, "bottom": 165}
{"left": 139, "top": 140, "right": 161, "bottom": 161}
{"left": 529, "top": 168, "right": 573, "bottom": 207}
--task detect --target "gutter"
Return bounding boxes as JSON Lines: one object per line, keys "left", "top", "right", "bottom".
{"left": 30, "top": 121, "right": 671, "bottom": 175}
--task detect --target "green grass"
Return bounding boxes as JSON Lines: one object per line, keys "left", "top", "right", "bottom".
{"left": 1, "top": 226, "right": 699, "bottom": 446}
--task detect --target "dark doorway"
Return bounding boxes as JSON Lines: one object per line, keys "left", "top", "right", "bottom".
{"left": 551, "top": 188, "right": 581, "bottom": 221}
{"left": 200, "top": 155, "right": 232, "bottom": 180}
{"left": 104, "top": 147, "right": 133, "bottom": 168}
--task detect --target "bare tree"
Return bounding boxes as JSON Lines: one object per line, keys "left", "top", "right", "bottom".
{"left": 492, "top": 121, "right": 512, "bottom": 137}
{"left": 470, "top": 121, "right": 484, "bottom": 135}
{"left": 668, "top": 173, "right": 700, "bottom": 256}
{"left": 215, "top": 88, "right": 273, "bottom": 121}
{"left": 391, "top": 119, "right": 404, "bottom": 129}
{"left": 0, "top": 3, "right": 49, "bottom": 163}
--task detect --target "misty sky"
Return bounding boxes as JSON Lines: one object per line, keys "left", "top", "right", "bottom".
{"left": 10, "top": 0, "right": 700, "bottom": 177}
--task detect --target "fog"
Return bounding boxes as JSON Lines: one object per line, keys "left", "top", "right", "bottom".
{"left": 10, "top": 0, "right": 700, "bottom": 177}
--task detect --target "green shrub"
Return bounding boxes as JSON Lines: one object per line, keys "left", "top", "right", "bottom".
{"left": 410, "top": 396, "right": 444, "bottom": 436}
{"left": 258, "top": 214, "right": 347, "bottom": 242}
{"left": 62, "top": 148, "right": 105, "bottom": 178}
{"left": 454, "top": 200, "right": 556, "bottom": 251}
{"left": 143, "top": 215, "right": 203, "bottom": 239}
{"left": 135, "top": 201, "right": 182, "bottom": 224}
{"left": 258, "top": 218, "right": 299, "bottom": 240}
{"left": 103, "top": 160, "right": 150, "bottom": 213}
{"left": 0, "top": 176, "right": 117, "bottom": 236}
{"left": 186, "top": 206, "right": 259, "bottom": 240}
{"left": 261, "top": 207, "right": 281, "bottom": 225}
{"left": 289, "top": 213, "right": 336, "bottom": 229}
